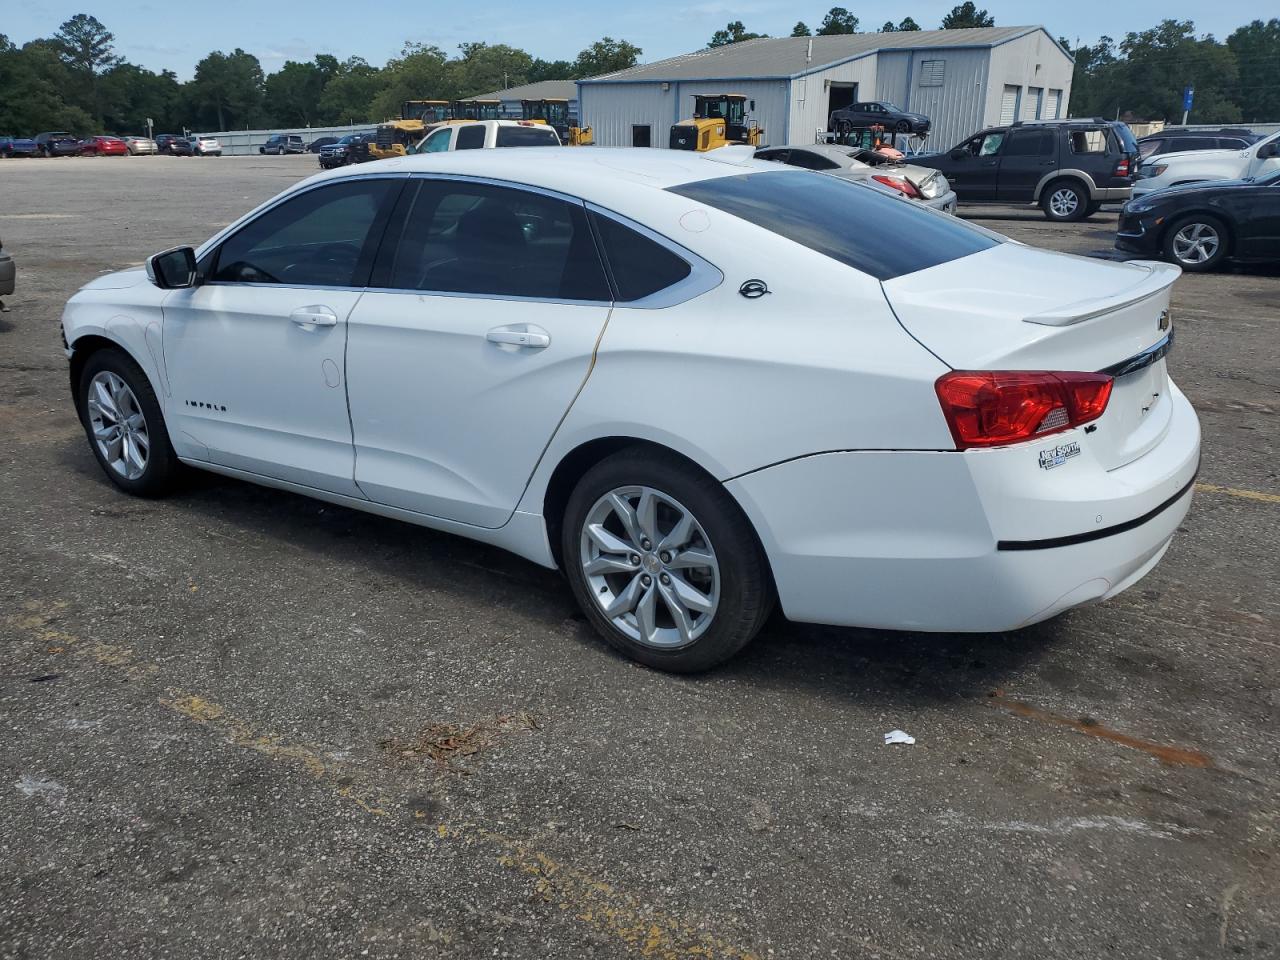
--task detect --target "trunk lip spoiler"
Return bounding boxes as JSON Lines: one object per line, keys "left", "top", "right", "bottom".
{"left": 1099, "top": 327, "right": 1174, "bottom": 378}
{"left": 1023, "top": 260, "right": 1181, "bottom": 327}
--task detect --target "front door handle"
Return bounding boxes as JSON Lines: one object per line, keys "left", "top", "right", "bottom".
{"left": 486, "top": 325, "right": 550, "bottom": 349}
{"left": 290, "top": 305, "right": 338, "bottom": 328}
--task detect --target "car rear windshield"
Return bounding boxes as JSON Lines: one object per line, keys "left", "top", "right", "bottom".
{"left": 495, "top": 126, "right": 559, "bottom": 147}
{"left": 667, "top": 170, "right": 998, "bottom": 281}
{"left": 1112, "top": 123, "right": 1139, "bottom": 155}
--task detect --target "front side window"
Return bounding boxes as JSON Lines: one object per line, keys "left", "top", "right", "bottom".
{"left": 669, "top": 171, "right": 998, "bottom": 282}
{"left": 978, "top": 132, "right": 1005, "bottom": 156}
{"left": 384, "top": 179, "right": 610, "bottom": 301}
{"left": 211, "top": 179, "right": 398, "bottom": 287}
{"left": 422, "top": 129, "right": 452, "bottom": 153}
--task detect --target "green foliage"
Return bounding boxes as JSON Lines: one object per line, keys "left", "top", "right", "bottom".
{"left": 881, "top": 17, "right": 922, "bottom": 32}
{"left": 941, "top": 3, "right": 994, "bottom": 29}
{"left": 0, "top": 39, "right": 94, "bottom": 133}
{"left": 189, "top": 48, "right": 265, "bottom": 130}
{"left": 573, "top": 37, "right": 642, "bottom": 77}
{"left": 709, "top": 21, "right": 767, "bottom": 47}
{"left": 528, "top": 58, "right": 575, "bottom": 83}
{"left": 1226, "top": 19, "right": 1280, "bottom": 122}
{"left": 791, "top": 22, "right": 812, "bottom": 37}
{"left": 817, "top": 8, "right": 858, "bottom": 35}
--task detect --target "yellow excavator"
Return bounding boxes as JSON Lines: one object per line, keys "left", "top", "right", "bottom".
{"left": 669, "top": 94, "right": 763, "bottom": 151}
{"left": 370, "top": 100, "right": 454, "bottom": 159}
{"left": 521, "top": 98, "right": 594, "bottom": 146}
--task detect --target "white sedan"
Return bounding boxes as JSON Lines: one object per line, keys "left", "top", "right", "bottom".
{"left": 61, "top": 148, "right": 1200, "bottom": 672}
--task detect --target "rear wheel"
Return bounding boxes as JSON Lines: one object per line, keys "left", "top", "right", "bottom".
{"left": 1041, "top": 179, "right": 1088, "bottom": 222}
{"left": 562, "top": 449, "right": 773, "bottom": 673}
{"left": 78, "top": 349, "right": 182, "bottom": 497}
{"left": 1084, "top": 200, "right": 1103, "bottom": 218}
{"left": 895, "top": 119, "right": 911, "bottom": 134}
{"left": 1163, "top": 214, "right": 1229, "bottom": 272}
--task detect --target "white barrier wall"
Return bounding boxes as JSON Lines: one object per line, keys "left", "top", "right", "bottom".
{"left": 192, "top": 124, "right": 375, "bottom": 156}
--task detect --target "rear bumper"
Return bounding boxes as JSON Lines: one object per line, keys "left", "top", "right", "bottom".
{"left": 1093, "top": 186, "right": 1132, "bottom": 202}
{"left": 727, "top": 383, "right": 1200, "bottom": 632}
{"left": 924, "top": 189, "right": 958, "bottom": 214}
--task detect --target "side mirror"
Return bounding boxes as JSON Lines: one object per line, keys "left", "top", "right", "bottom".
{"left": 949, "top": 148, "right": 966, "bottom": 161}
{"left": 146, "top": 246, "right": 199, "bottom": 289}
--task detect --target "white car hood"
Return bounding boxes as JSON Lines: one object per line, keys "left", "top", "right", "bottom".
{"left": 80, "top": 268, "right": 148, "bottom": 291}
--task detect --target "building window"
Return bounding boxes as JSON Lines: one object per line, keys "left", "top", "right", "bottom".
{"left": 918, "top": 60, "right": 945, "bottom": 86}
{"left": 632, "top": 125, "right": 652, "bottom": 148}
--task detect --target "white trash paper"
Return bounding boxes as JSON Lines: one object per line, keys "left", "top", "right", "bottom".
{"left": 884, "top": 729, "right": 916, "bottom": 746}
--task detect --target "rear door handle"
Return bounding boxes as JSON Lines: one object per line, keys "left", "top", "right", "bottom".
{"left": 290, "top": 305, "right": 338, "bottom": 328}
{"left": 486, "top": 325, "right": 551, "bottom": 349}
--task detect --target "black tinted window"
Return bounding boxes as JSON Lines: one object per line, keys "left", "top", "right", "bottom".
{"left": 787, "top": 150, "right": 841, "bottom": 171}
{"left": 669, "top": 171, "right": 998, "bottom": 281}
{"left": 455, "top": 125, "right": 486, "bottom": 150}
{"left": 590, "top": 212, "right": 692, "bottom": 302}
{"left": 495, "top": 126, "right": 560, "bottom": 147}
{"left": 212, "top": 179, "right": 397, "bottom": 286}
{"left": 1003, "top": 129, "right": 1054, "bottom": 157}
{"left": 386, "top": 180, "right": 609, "bottom": 301}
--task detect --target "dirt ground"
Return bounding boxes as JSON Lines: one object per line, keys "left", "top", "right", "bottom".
{"left": 1, "top": 154, "right": 1278, "bottom": 960}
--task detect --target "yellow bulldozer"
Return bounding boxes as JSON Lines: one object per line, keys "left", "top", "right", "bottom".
{"left": 369, "top": 100, "right": 454, "bottom": 160}
{"left": 520, "top": 98, "right": 594, "bottom": 146}
{"left": 669, "top": 94, "right": 763, "bottom": 151}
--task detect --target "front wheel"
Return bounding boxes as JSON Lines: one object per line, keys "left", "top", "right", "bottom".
{"left": 78, "top": 350, "right": 182, "bottom": 496}
{"left": 1163, "top": 214, "right": 1229, "bottom": 272}
{"left": 895, "top": 119, "right": 910, "bottom": 134}
{"left": 1041, "top": 180, "right": 1088, "bottom": 222}
{"left": 562, "top": 449, "right": 773, "bottom": 672}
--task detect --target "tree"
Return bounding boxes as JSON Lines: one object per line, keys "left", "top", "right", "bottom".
{"left": 189, "top": 48, "right": 265, "bottom": 130}
{"left": 1226, "top": 19, "right": 1280, "bottom": 122}
{"left": 263, "top": 59, "right": 329, "bottom": 126}
{"left": 370, "top": 43, "right": 455, "bottom": 122}
{"left": 941, "top": 3, "right": 994, "bottom": 29}
{"left": 0, "top": 39, "right": 94, "bottom": 134}
{"left": 316, "top": 57, "right": 384, "bottom": 125}
{"left": 791, "top": 22, "right": 812, "bottom": 37}
{"left": 709, "top": 21, "right": 766, "bottom": 47}
{"left": 453, "top": 41, "right": 534, "bottom": 94}
{"left": 817, "top": 8, "right": 859, "bottom": 35}
{"left": 53, "top": 14, "right": 120, "bottom": 126}
{"left": 528, "top": 58, "right": 574, "bottom": 82}
{"left": 101, "top": 63, "right": 182, "bottom": 133}
{"left": 573, "top": 37, "right": 641, "bottom": 77}
{"left": 881, "top": 17, "right": 922, "bottom": 32}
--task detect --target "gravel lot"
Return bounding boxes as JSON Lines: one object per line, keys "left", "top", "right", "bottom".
{"left": 1, "top": 154, "right": 1278, "bottom": 960}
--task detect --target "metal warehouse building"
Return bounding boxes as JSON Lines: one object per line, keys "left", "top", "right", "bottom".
{"left": 473, "top": 79, "right": 580, "bottom": 122}
{"left": 577, "top": 26, "right": 1073, "bottom": 151}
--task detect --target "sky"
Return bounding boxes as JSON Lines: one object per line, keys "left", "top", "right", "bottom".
{"left": 3, "top": 0, "right": 1265, "bottom": 80}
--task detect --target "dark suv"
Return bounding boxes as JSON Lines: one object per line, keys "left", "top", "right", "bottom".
{"left": 33, "top": 132, "right": 82, "bottom": 157}
{"left": 260, "top": 134, "right": 305, "bottom": 155}
{"left": 828, "top": 101, "right": 931, "bottom": 136}
{"left": 912, "top": 118, "right": 1140, "bottom": 221}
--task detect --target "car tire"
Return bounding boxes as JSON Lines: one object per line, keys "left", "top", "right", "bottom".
{"left": 895, "top": 120, "right": 911, "bottom": 134}
{"left": 1162, "top": 214, "right": 1229, "bottom": 272}
{"left": 1084, "top": 200, "right": 1103, "bottom": 218}
{"left": 561, "top": 448, "right": 774, "bottom": 673}
{"left": 1041, "top": 179, "right": 1088, "bottom": 222}
{"left": 77, "top": 349, "right": 183, "bottom": 497}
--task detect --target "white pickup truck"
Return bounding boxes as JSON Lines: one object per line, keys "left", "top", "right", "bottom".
{"left": 1133, "top": 129, "right": 1280, "bottom": 197}
{"left": 412, "top": 120, "right": 561, "bottom": 154}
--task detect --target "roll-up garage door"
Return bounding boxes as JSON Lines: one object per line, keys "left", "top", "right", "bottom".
{"left": 999, "top": 85, "right": 1020, "bottom": 125}
{"left": 1044, "top": 89, "right": 1061, "bottom": 119}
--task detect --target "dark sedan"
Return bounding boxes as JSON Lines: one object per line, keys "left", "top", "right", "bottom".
{"left": 828, "top": 101, "right": 930, "bottom": 136}
{"left": 1, "top": 135, "right": 38, "bottom": 158}
{"left": 1115, "top": 171, "right": 1280, "bottom": 272}
{"left": 34, "top": 132, "right": 81, "bottom": 157}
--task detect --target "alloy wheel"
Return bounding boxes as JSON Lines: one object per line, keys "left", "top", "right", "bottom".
{"left": 1049, "top": 187, "right": 1079, "bottom": 218}
{"left": 1171, "top": 222, "right": 1220, "bottom": 265}
{"left": 86, "top": 371, "right": 150, "bottom": 480}
{"left": 579, "top": 485, "right": 720, "bottom": 649}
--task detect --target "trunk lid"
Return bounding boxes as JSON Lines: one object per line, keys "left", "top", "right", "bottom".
{"left": 883, "top": 243, "right": 1180, "bottom": 469}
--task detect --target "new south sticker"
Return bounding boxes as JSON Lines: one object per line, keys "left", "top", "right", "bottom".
{"left": 1038, "top": 441, "right": 1081, "bottom": 470}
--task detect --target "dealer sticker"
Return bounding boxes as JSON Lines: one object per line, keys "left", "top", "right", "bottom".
{"left": 1038, "top": 441, "right": 1081, "bottom": 470}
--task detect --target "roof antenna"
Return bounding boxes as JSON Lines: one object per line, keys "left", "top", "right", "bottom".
{"left": 806, "top": 37, "right": 813, "bottom": 64}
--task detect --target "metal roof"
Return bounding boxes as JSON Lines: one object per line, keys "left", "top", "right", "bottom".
{"left": 472, "top": 79, "right": 580, "bottom": 102}
{"left": 581, "top": 27, "right": 1056, "bottom": 83}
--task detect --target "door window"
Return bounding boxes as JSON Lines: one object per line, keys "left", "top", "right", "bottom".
{"left": 967, "top": 132, "right": 1004, "bottom": 157}
{"left": 1002, "top": 129, "right": 1054, "bottom": 157}
{"left": 384, "top": 179, "right": 610, "bottom": 301}
{"left": 210, "top": 179, "right": 399, "bottom": 287}
{"left": 1069, "top": 129, "right": 1108, "bottom": 154}
{"left": 422, "top": 128, "right": 452, "bottom": 153}
{"left": 495, "top": 125, "right": 560, "bottom": 146}
{"left": 455, "top": 125, "right": 486, "bottom": 150}
{"left": 589, "top": 212, "right": 693, "bottom": 302}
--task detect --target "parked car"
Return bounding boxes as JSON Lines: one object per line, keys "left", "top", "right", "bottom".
{"left": 1132, "top": 130, "right": 1280, "bottom": 198}
{"left": 123, "top": 136, "right": 158, "bottom": 155}
{"left": 60, "top": 149, "right": 1199, "bottom": 672}
{"left": 307, "top": 136, "right": 339, "bottom": 153}
{"left": 34, "top": 132, "right": 82, "bottom": 157}
{"left": 1, "top": 135, "right": 38, "bottom": 158}
{"left": 755, "top": 143, "right": 957, "bottom": 213}
{"left": 0, "top": 236, "right": 13, "bottom": 306}
{"left": 1138, "top": 128, "right": 1261, "bottom": 161}
{"left": 912, "top": 118, "right": 1139, "bottom": 221}
{"left": 412, "top": 119, "right": 560, "bottom": 153}
{"left": 190, "top": 136, "right": 222, "bottom": 157}
{"left": 828, "top": 101, "right": 931, "bottom": 136}
{"left": 154, "top": 134, "right": 186, "bottom": 154}
{"left": 260, "top": 134, "right": 305, "bottom": 155}
{"left": 318, "top": 133, "right": 373, "bottom": 169}
{"left": 79, "top": 135, "right": 129, "bottom": 157}
{"left": 1116, "top": 170, "right": 1280, "bottom": 272}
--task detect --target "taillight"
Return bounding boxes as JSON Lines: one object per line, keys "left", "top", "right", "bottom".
{"left": 935, "top": 371, "right": 1114, "bottom": 449}
{"left": 1114, "top": 158, "right": 1131, "bottom": 177}
{"left": 871, "top": 174, "right": 922, "bottom": 198}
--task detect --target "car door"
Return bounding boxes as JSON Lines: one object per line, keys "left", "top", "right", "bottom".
{"left": 996, "top": 128, "right": 1056, "bottom": 201}
{"left": 944, "top": 131, "right": 1004, "bottom": 201}
{"left": 1234, "top": 176, "right": 1280, "bottom": 259}
{"left": 162, "top": 176, "right": 402, "bottom": 494}
{"left": 345, "top": 176, "right": 613, "bottom": 528}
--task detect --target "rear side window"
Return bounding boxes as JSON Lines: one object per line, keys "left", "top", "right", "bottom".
{"left": 385, "top": 179, "right": 610, "bottom": 301}
{"left": 1003, "top": 129, "right": 1054, "bottom": 157}
{"left": 495, "top": 126, "right": 560, "bottom": 147}
{"left": 668, "top": 170, "right": 998, "bottom": 282}
{"left": 1070, "top": 129, "right": 1108, "bottom": 154}
{"left": 589, "top": 212, "right": 692, "bottom": 302}
{"left": 455, "top": 125, "right": 486, "bottom": 150}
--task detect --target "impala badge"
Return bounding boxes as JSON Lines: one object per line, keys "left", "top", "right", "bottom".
{"left": 739, "top": 279, "right": 770, "bottom": 299}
